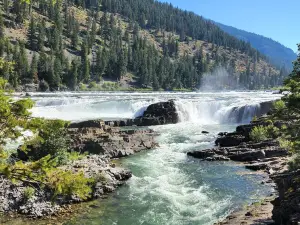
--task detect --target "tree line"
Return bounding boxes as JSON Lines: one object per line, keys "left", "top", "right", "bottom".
{"left": 0, "top": 0, "right": 287, "bottom": 91}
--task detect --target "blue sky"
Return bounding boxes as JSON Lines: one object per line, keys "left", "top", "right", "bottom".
{"left": 159, "top": 0, "right": 299, "bottom": 53}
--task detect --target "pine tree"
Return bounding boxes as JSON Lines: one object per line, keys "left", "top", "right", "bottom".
{"left": 81, "top": 40, "right": 90, "bottom": 82}
{"left": 0, "top": 13, "right": 4, "bottom": 39}
{"left": 69, "top": 59, "right": 78, "bottom": 90}
{"left": 18, "top": 41, "right": 29, "bottom": 82}
{"left": 37, "top": 20, "right": 46, "bottom": 51}
{"left": 52, "top": 57, "right": 62, "bottom": 89}
{"left": 116, "top": 48, "right": 127, "bottom": 79}
{"left": 30, "top": 53, "right": 39, "bottom": 83}
{"left": 27, "top": 17, "right": 37, "bottom": 50}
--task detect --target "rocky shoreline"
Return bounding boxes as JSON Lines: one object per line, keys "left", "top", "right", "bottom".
{"left": 187, "top": 119, "right": 300, "bottom": 224}
{"left": 0, "top": 120, "right": 157, "bottom": 218}
{"left": 0, "top": 100, "right": 175, "bottom": 219}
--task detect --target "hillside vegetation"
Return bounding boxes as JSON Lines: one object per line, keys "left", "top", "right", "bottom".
{"left": 0, "top": 0, "right": 288, "bottom": 91}
{"left": 216, "top": 22, "right": 297, "bottom": 71}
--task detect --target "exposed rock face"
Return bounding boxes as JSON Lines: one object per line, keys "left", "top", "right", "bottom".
{"left": 188, "top": 121, "right": 289, "bottom": 171}
{"left": 104, "top": 100, "right": 179, "bottom": 127}
{"left": 69, "top": 120, "right": 157, "bottom": 157}
{"left": 134, "top": 100, "right": 179, "bottom": 126}
{"left": 272, "top": 170, "right": 300, "bottom": 225}
{"left": 188, "top": 140, "right": 288, "bottom": 164}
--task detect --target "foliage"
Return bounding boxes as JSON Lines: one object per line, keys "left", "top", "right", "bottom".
{"left": 266, "top": 44, "right": 300, "bottom": 170}
{"left": 250, "top": 126, "right": 269, "bottom": 142}
{"left": 279, "top": 138, "right": 294, "bottom": 152}
{"left": 0, "top": 0, "right": 283, "bottom": 91}
{"left": 46, "top": 169, "right": 93, "bottom": 200}
{"left": 0, "top": 78, "right": 93, "bottom": 200}
{"left": 23, "top": 187, "right": 35, "bottom": 201}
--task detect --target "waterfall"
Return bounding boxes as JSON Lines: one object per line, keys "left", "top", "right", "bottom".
{"left": 174, "top": 100, "right": 271, "bottom": 124}
{"left": 28, "top": 92, "right": 279, "bottom": 123}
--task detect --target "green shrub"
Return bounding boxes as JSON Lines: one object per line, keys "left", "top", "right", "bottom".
{"left": 21, "top": 120, "right": 72, "bottom": 165}
{"left": 23, "top": 187, "right": 35, "bottom": 201}
{"left": 273, "top": 100, "right": 286, "bottom": 112}
{"left": 88, "top": 81, "right": 97, "bottom": 89}
{"left": 93, "top": 172, "right": 107, "bottom": 184}
{"left": 250, "top": 126, "right": 269, "bottom": 142}
{"left": 289, "top": 154, "right": 300, "bottom": 171}
{"left": 279, "top": 138, "right": 294, "bottom": 152}
{"left": 266, "top": 124, "right": 280, "bottom": 138}
{"left": 47, "top": 169, "right": 93, "bottom": 200}
{"left": 79, "top": 83, "right": 87, "bottom": 91}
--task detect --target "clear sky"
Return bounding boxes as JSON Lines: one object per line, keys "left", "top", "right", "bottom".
{"left": 159, "top": 0, "right": 299, "bottom": 53}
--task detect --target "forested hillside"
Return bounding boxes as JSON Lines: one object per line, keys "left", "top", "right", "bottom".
{"left": 0, "top": 0, "right": 287, "bottom": 91}
{"left": 216, "top": 22, "right": 297, "bottom": 71}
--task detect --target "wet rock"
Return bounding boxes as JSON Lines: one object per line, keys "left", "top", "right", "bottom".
{"left": 215, "top": 135, "right": 246, "bottom": 147}
{"left": 105, "top": 100, "right": 179, "bottom": 127}
{"left": 187, "top": 150, "right": 215, "bottom": 159}
{"left": 229, "top": 150, "right": 266, "bottom": 162}
{"left": 246, "top": 163, "right": 269, "bottom": 171}
{"left": 218, "top": 132, "right": 228, "bottom": 137}
{"left": 69, "top": 120, "right": 106, "bottom": 129}
{"left": 134, "top": 100, "right": 179, "bottom": 126}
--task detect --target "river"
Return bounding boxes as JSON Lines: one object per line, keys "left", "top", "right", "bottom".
{"left": 28, "top": 91, "right": 281, "bottom": 225}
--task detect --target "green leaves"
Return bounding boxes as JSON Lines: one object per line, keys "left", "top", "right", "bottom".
{"left": 0, "top": 78, "right": 92, "bottom": 201}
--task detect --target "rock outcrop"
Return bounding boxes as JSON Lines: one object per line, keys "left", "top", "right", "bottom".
{"left": 0, "top": 155, "right": 131, "bottom": 218}
{"left": 134, "top": 100, "right": 179, "bottom": 126}
{"left": 104, "top": 100, "right": 179, "bottom": 127}
{"left": 69, "top": 120, "right": 158, "bottom": 157}
{"left": 188, "top": 121, "right": 289, "bottom": 173}
{"left": 272, "top": 170, "right": 300, "bottom": 224}
{"left": 2, "top": 120, "right": 157, "bottom": 218}
{"left": 188, "top": 119, "right": 296, "bottom": 225}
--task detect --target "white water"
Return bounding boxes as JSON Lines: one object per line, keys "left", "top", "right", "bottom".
{"left": 28, "top": 91, "right": 281, "bottom": 225}
{"left": 29, "top": 91, "right": 281, "bottom": 124}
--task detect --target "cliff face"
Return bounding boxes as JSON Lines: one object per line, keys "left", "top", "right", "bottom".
{"left": 272, "top": 170, "right": 300, "bottom": 224}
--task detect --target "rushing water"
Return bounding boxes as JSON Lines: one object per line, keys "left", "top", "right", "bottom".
{"left": 28, "top": 91, "right": 281, "bottom": 225}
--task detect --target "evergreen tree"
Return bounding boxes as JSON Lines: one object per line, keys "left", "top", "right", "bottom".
{"left": 30, "top": 53, "right": 39, "bottom": 83}
{"left": 27, "top": 17, "right": 37, "bottom": 50}
{"left": 69, "top": 59, "right": 79, "bottom": 90}
{"left": 0, "top": 13, "right": 4, "bottom": 39}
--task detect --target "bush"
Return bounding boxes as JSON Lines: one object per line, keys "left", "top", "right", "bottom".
{"left": 250, "top": 126, "right": 269, "bottom": 142}
{"left": 39, "top": 80, "right": 49, "bottom": 92}
{"left": 288, "top": 154, "right": 300, "bottom": 171}
{"left": 279, "top": 138, "right": 293, "bottom": 152}
{"left": 47, "top": 169, "right": 93, "bottom": 200}
{"left": 88, "top": 81, "right": 97, "bottom": 89}
{"left": 23, "top": 187, "right": 35, "bottom": 201}
{"left": 21, "top": 120, "right": 71, "bottom": 164}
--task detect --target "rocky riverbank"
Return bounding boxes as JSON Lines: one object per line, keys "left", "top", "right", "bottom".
{"left": 188, "top": 119, "right": 300, "bottom": 224}
{"left": 0, "top": 119, "right": 157, "bottom": 218}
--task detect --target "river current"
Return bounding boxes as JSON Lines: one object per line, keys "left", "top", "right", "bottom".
{"left": 28, "top": 91, "right": 281, "bottom": 225}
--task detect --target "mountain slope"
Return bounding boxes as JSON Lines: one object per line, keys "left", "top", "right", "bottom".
{"left": 0, "top": 0, "right": 285, "bottom": 91}
{"left": 215, "top": 22, "right": 297, "bottom": 70}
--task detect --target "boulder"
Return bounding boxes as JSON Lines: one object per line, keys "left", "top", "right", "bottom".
{"left": 134, "top": 100, "right": 179, "bottom": 126}
{"left": 215, "top": 135, "right": 246, "bottom": 147}
{"left": 187, "top": 150, "right": 215, "bottom": 159}
{"left": 245, "top": 163, "right": 269, "bottom": 171}
{"left": 69, "top": 120, "right": 105, "bottom": 129}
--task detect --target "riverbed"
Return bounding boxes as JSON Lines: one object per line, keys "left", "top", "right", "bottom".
{"left": 25, "top": 91, "right": 281, "bottom": 224}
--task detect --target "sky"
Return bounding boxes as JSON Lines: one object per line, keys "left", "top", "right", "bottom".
{"left": 159, "top": 0, "right": 299, "bottom": 53}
